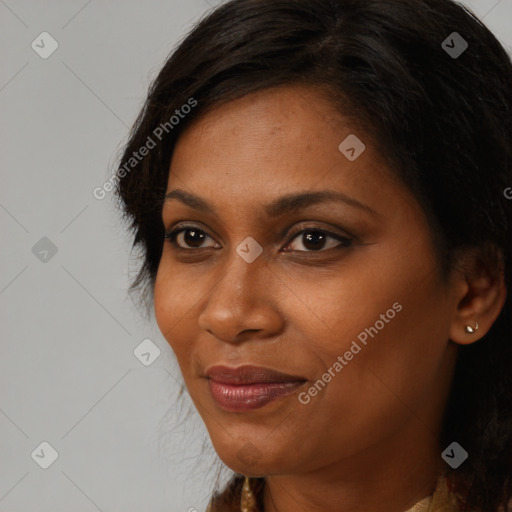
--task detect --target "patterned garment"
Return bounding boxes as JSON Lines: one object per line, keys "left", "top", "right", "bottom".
{"left": 206, "top": 474, "right": 463, "bottom": 512}
{"left": 407, "top": 476, "right": 460, "bottom": 512}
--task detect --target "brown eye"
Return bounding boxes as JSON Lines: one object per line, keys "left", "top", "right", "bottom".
{"left": 164, "top": 227, "right": 220, "bottom": 249}
{"left": 301, "top": 231, "right": 328, "bottom": 251}
{"left": 284, "top": 229, "right": 352, "bottom": 252}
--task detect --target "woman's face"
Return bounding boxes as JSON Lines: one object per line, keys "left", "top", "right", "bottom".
{"left": 154, "top": 85, "right": 460, "bottom": 477}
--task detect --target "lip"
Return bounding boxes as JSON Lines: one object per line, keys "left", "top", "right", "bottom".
{"left": 205, "top": 365, "right": 307, "bottom": 412}
{"left": 205, "top": 365, "right": 306, "bottom": 384}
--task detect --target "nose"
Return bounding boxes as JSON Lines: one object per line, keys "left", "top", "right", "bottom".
{"left": 197, "top": 250, "right": 284, "bottom": 344}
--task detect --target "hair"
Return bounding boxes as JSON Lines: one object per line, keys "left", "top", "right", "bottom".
{"left": 114, "top": 0, "right": 512, "bottom": 510}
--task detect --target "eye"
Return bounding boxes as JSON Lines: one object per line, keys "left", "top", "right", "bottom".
{"left": 164, "top": 226, "right": 221, "bottom": 249}
{"left": 283, "top": 229, "right": 352, "bottom": 252}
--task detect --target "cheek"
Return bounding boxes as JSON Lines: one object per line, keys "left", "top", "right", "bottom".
{"left": 153, "top": 266, "right": 174, "bottom": 343}
{"left": 315, "top": 280, "right": 448, "bottom": 423}
{"left": 153, "top": 259, "right": 198, "bottom": 351}
{"left": 284, "top": 246, "right": 450, "bottom": 421}
{"left": 154, "top": 264, "right": 206, "bottom": 392}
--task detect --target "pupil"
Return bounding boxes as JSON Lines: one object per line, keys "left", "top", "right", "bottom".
{"left": 185, "top": 229, "right": 204, "bottom": 247}
{"left": 303, "top": 231, "right": 325, "bottom": 250}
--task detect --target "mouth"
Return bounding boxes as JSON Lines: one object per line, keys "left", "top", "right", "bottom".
{"left": 205, "top": 365, "right": 307, "bottom": 412}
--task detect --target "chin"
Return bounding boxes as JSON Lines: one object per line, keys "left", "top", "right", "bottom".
{"left": 211, "top": 438, "right": 293, "bottom": 477}
{"left": 218, "top": 456, "right": 279, "bottom": 478}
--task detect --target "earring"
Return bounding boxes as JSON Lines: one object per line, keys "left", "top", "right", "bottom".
{"left": 464, "top": 321, "right": 479, "bottom": 334}
{"left": 241, "top": 476, "right": 257, "bottom": 512}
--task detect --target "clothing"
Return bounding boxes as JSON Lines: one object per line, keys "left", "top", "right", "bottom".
{"left": 406, "top": 475, "right": 460, "bottom": 511}
{"left": 206, "top": 473, "right": 462, "bottom": 512}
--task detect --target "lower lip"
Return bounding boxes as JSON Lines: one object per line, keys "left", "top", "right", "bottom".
{"left": 207, "top": 379, "right": 305, "bottom": 412}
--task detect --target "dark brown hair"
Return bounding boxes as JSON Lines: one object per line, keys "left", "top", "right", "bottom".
{"left": 115, "top": 0, "right": 512, "bottom": 510}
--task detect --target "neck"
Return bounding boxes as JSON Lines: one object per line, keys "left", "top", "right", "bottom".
{"left": 262, "top": 423, "right": 445, "bottom": 512}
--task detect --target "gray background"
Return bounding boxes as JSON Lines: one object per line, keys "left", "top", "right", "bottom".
{"left": 1, "top": 1, "right": 511, "bottom": 511}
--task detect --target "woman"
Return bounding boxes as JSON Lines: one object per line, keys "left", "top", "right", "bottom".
{"left": 115, "top": 0, "right": 512, "bottom": 510}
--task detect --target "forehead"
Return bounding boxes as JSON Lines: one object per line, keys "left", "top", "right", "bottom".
{"left": 173, "top": 87, "right": 361, "bottom": 173}
{"left": 165, "top": 84, "right": 404, "bottom": 217}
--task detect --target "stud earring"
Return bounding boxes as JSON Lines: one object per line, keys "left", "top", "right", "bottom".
{"left": 464, "top": 321, "right": 479, "bottom": 334}
{"left": 241, "top": 476, "right": 257, "bottom": 512}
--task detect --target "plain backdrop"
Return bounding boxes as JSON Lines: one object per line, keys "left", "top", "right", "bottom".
{"left": 1, "top": 1, "right": 511, "bottom": 511}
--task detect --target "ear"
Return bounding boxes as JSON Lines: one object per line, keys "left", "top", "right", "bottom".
{"left": 449, "top": 244, "right": 507, "bottom": 345}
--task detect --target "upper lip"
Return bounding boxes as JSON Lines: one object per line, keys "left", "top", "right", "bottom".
{"left": 205, "top": 365, "right": 306, "bottom": 385}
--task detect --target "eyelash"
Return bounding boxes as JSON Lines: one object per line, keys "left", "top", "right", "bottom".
{"left": 163, "top": 225, "right": 353, "bottom": 253}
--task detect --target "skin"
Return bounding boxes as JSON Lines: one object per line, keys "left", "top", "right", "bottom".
{"left": 154, "top": 85, "right": 507, "bottom": 512}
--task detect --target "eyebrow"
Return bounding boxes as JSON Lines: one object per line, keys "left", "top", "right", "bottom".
{"left": 164, "top": 189, "right": 379, "bottom": 218}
